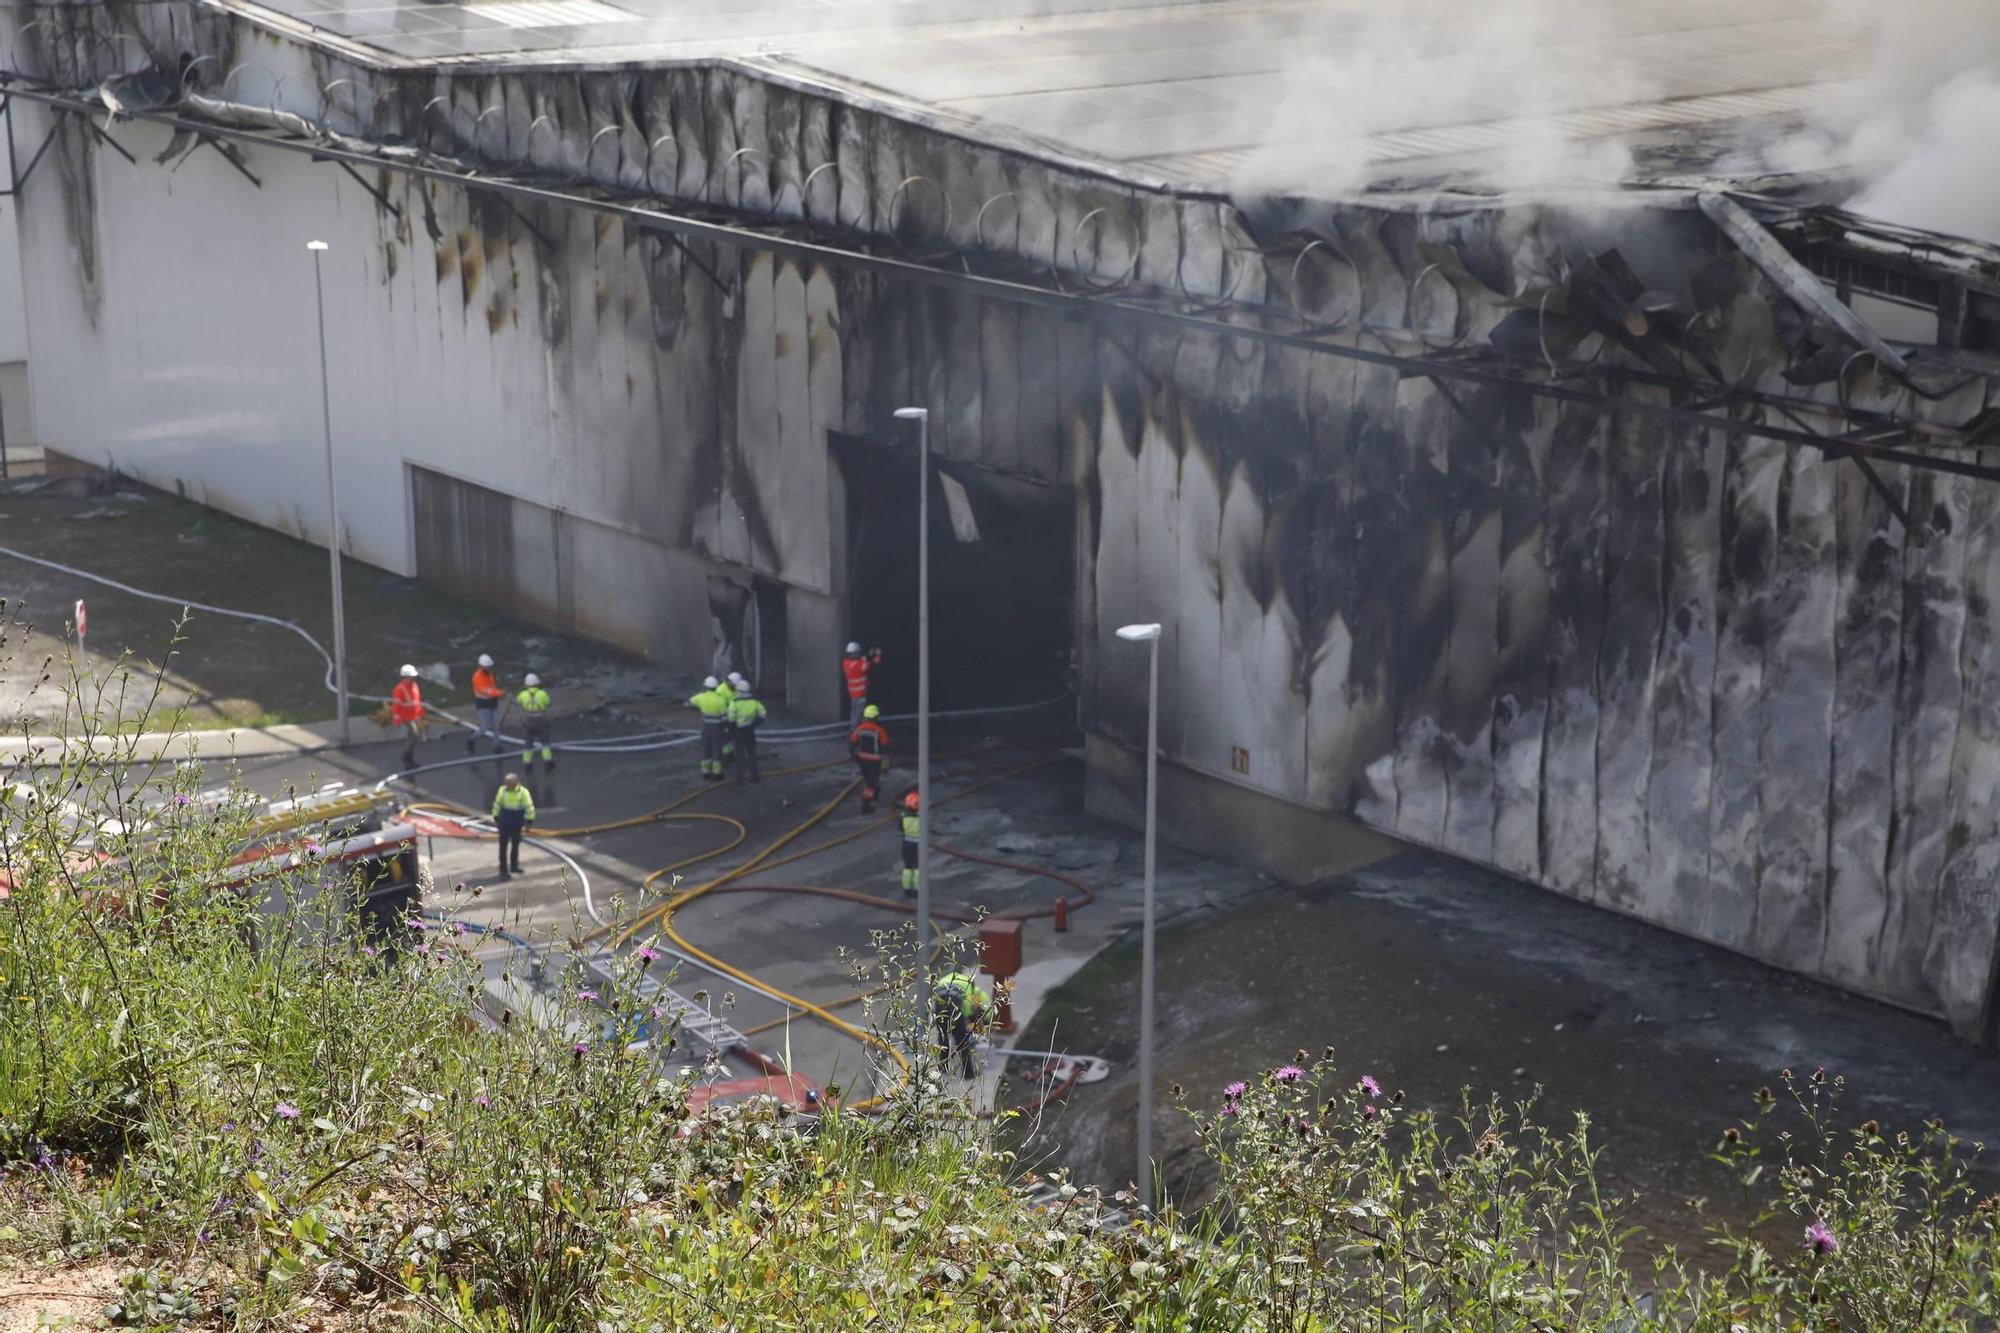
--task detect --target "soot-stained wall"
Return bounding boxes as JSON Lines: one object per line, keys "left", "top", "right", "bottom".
{"left": 15, "top": 1, "right": 2000, "bottom": 1035}
{"left": 1077, "top": 321, "right": 2000, "bottom": 1038}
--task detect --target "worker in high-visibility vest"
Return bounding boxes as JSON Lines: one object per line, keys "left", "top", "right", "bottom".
{"left": 468, "top": 653, "right": 506, "bottom": 754}
{"left": 932, "top": 967, "right": 990, "bottom": 1080}
{"left": 841, "top": 642, "right": 882, "bottom": 728}
{"left": 490, "top": 772, "right": 536, "bottom": 878}
{"left": 849, "top": 704, "right": 889, "bottom": 812}
{"left": 689, "top": 676, "right": 729, "bottom": 780}
{"left": 899, "top": 788, "right": 922, "bottom": 897}
{"left": 517, "top": 674, "right": 555, "bottom": 805}
{"left": 727, "top": 681, "right": 767, "bottom": 783}
{"left": 719, "top": 673, "right": 743, "bottom": 766}
{"left": 390, "top": 664, "right": 425, "bottom": 771}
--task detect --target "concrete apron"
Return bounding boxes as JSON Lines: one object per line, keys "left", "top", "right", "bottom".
{"left": 383, "top": 731, "right": 1274, "bottom": 1117}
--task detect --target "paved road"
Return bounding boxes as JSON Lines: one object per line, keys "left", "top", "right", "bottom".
{"left": 210, "top": 709, "right": 1271, "bottom": 1108}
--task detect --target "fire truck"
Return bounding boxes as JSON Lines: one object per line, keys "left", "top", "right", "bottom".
{"left": 1, "top": 780, "right": 421, "bottom": 945}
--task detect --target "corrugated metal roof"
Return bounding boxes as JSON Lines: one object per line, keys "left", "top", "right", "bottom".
{"left": 230, "top": 0, "right": 1874, "bottom": 191}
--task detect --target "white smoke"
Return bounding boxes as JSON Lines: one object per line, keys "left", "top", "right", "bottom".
{"left": 1225, "top": 0, "right": 1655, "bottom": 198}
{"left": 1778, "top": 0, "right": 2000, "bottom": 241}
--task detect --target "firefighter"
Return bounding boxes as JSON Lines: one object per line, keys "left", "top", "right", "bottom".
{"left": 689, "top": 676, "right": 729, "bottom": 780}
{"left": 390, "top": 664, "right": 425, "bottom": 771}
{"left": 849, "top": 703, "right": 889, "bottom": 813}
{"left": 728, "top": 680, "right": 767, "bottom": 783}
{"left": 841, "top": 642, "right": 882, "bottom": 728}
{"left": 718, "top": 673, "right": 742, "bottom": 766}
{"left": 490, "top": 772, "right": 536, "bottom": 879}
{"left": 932, "top": 967, "right": 990, "bottom": 1080}
{"left": 468, "top": 653, "right": 506, "bottom": 754}
{"left": 517, "top": 674, "right": 556, "bottom": 805}
{"left": 899, "top": 788, "right": 921, "bottom": 897}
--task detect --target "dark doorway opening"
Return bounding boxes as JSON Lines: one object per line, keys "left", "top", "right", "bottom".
{"left": 832, "top": 432, "right": 1072, "bottom": 716}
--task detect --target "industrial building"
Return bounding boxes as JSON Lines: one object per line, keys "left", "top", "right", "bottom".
{"left": 7, "top": 0, "right": 2000, "bottom": 1040}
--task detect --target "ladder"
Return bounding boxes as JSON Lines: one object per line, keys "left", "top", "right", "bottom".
{"left": 579, "top": 947, "right": 746, "bottom": 1054}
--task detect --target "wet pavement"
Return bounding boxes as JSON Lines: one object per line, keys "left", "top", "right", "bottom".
{"left": 201, "top": 703, "right": 1270, "bottom": 1104}
{"left": 1016, "top": 851, "right": 2000, "bottom": 1253}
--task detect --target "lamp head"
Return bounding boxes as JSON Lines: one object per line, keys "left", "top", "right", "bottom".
{"left": 306, "top": 240, "right": 329, "bottom": 252}
{"left": 893, "top": 407, "right": 927, "bottom": 421}
{"left": 1116, "top": 623, "right": 1163, "bottom": 642}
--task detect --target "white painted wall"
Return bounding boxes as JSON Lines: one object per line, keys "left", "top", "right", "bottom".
{"left": 23, "top": 106, "right": 671, "bottom": 571}
{"left": 0, "top": 118, "right": 33, "bottom": 446}
{"left": 12, "top": 99, "right": 848, "bottom": 689}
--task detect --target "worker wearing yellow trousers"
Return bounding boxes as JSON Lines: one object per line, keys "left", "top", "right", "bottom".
{"left": 517, "top": 675, "right": 555, "bottom": 805}
{"left": 688, "top": 677, "right": 729, "bottom": 780}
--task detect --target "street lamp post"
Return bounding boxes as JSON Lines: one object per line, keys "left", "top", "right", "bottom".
{"left": 1116, "top": 620, "right": 1163, "bottom": 1212}
{"left": 307, "top": 240, "right": 350, "bottom": 745}
{"left": 894, "top": 406, "right": 932, "bottom": 1008}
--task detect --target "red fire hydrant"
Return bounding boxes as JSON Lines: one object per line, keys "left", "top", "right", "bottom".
{"left": 978, "top": 917, "right": 1024, "bottom": 1034}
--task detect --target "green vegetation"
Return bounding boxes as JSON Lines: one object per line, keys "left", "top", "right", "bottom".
{"left": 3, "top": 654, "right": 1997, "bottom": 1329}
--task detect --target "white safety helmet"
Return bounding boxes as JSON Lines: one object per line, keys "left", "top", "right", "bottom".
{"left": 728, "top": 672, "right": 747, "bottom": 687}
{"left": 737, "top": 681, "right": 754, "bottom": 695}
{"left": 523, "top": 673, "right": 541, "bottom": 687}
{"left": 477, "top": 653, "right": 494, "bottom": 668}
{"left": 846, "top": 642, "right": 861, "bottom": 654}
{"left": 399, "top": 663, "right": 418, "bottom": 678}
{"left": 703, "top": 675, "right": 719, "bottom": 689}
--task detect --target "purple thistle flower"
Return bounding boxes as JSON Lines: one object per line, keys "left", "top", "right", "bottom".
{"left": 172, "top": 793, "right": 192, "bottom": 807}
{"left": 219, "top": 1122, "right": 235, "bottom": 1134}
{"left": 1223, "top": 1080, "right": 1247, "bottom": 1100}
{"left": 1219, "top": 1102, "right": 1238, "bottom": 1117}
{"left": 1360, "top": 1075, "right": 1382, "bottom": 1100}
{"left": 1274, "top": 1065, "right": 1305, "bottom": 1085}
{"left": 636, "top": 946, "right": 661, "bottom": 964}
{"left": 274, "top": 1102, "right": 300, "bottom": 1120}
{"left": 361, "top": 945, "right": 377, "bottom": 958}
{"left": 1806, "top": 1220, "right": 1838, "bottom": 1255}
{"left": 1362, "top": 1104, "right": 1379, "bottom": 1120}
{"left": 577, "top": 989, "right": 599, "bottom": 1002}
{"left": 304, "top": 842, "right": 322, "bottom": 857}
{"left": 573, "top": 1041, "right": 590, "bottom": 1057}
{"left": 473, "top": 1094, "right": 490, "bottom": 1108}
{"left": 414, "top": 944, "right": 431, "bottom": 957}
{"left": 196, "top": 1230, "right": 210, "bottom": 1246}
{"left": 407, "top": 917, "right": 430, "bottom": 931}
{"left": 453, "top": 921, "right": 470, "bottom": 935}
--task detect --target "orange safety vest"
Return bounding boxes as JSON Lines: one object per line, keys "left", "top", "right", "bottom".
{"left": 849, "top": 719, "right": 888, "bottom": 762}
{"left": 471, "top": 666, "right": 505, "bottom": 701}
{"left": 842, "top": 653, "right": 873, "bottom": 700}
{"left": 391, "top": 678, "right": 424, "bottom": 724}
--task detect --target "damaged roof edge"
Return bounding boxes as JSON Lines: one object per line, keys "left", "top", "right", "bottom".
{"left": 18, "top": 78, "right": 1999, "bottom": 481}
{"left": 1701, "top": 190, "right": 1910, "bottom": 377}
{"left": 165, "top": 0, "right": 1239, "bottom": 202}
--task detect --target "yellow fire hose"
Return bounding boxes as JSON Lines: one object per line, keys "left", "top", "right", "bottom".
{"left": 403, "top": 749, "right": 1053, "bottom": 1110}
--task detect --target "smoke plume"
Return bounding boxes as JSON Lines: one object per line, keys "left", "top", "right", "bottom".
{"left": 1226, "top": 0, "right": 1655, "bottom": 198}
{"left": 1773, "top": 0, "right": 2000, "bottom": 241}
